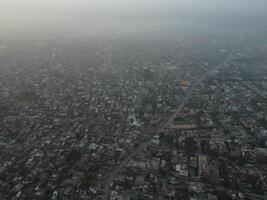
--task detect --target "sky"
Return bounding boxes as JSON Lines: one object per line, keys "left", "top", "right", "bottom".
{"left": 0, "top": 0, "right": 266, "bottom": 40}
{"left": 1, "top": 0, "right": 267, "bottom": 12}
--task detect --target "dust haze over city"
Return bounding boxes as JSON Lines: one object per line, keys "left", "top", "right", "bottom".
{"left": 1, "top": 0, "right": 266, "bottom": 40}
{"left": 1, "top": 0, "right": 267, "bottom": 200}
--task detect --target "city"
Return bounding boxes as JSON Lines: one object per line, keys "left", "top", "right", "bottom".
{"left": 0, "top": 0, "right": 267, "bottom": 200}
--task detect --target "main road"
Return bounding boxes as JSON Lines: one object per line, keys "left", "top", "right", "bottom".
{"left": 101, "top": 49, "right": 237, "bottom": 200}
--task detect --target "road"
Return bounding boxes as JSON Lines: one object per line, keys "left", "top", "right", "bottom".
{"left": 101, "top": 49, "right": 237, "bottom": 200}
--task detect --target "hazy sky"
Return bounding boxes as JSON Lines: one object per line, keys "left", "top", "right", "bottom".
{"left": 0, "top": 0, "right": 266, "bottom": 40}
{"left": 1, "top": 0, "right": 267, "bottom": 12}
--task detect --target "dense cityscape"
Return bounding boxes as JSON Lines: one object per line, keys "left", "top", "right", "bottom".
{"left": 1, "top": 0, "right": 267, "bottom": 200}
{"left": 0, "top": 34, "right": 266, "bottom": 200}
